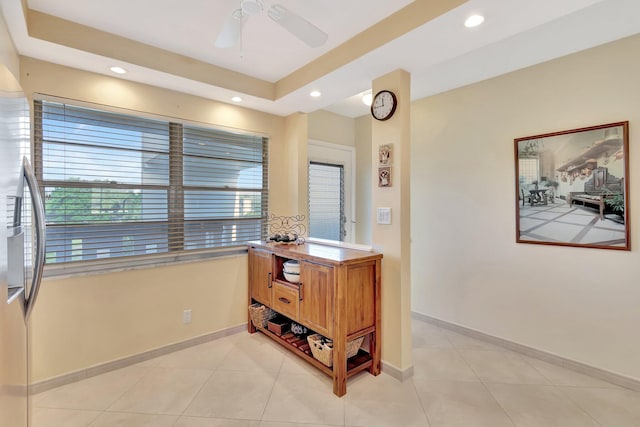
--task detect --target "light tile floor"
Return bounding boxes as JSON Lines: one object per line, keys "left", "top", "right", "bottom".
{"left": 32, "top": 318, "right": 640, "bottom": 426}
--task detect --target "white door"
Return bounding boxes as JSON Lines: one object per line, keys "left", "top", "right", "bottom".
{"left": 308, "top": 140, "right": 355, "bottom": 243}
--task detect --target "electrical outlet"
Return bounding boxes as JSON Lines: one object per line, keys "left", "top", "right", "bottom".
{"left": 183, "top": 309, "right": 192, "bottom": 324}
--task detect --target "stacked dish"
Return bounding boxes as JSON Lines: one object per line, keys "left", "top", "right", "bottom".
{"left": 283, "top": 260, "right": 300, "bottom": 283}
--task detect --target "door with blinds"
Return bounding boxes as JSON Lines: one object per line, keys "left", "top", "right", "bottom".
{"left": 307, "top": 140, "right": 354, "bottom": 243}
{"left": 308, "top": 161, "right": 345, "bottom": 241}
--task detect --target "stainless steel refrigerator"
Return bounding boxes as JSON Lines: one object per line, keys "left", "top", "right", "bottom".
{"left": 0, "top": 68, "right": 46, "bottom": 427}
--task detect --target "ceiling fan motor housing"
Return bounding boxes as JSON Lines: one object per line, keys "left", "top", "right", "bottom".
{"left": 241, "top": 0, "right": 263, "bottom": 16}
{"left": 216, "top": 1, "right": 328, "bottom": 49}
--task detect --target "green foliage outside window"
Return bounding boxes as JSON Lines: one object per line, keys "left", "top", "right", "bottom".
{"left": 46, "top": 179, "right": 142, "bottom": 224}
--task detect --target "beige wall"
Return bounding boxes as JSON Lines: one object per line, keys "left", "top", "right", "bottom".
{"left": 308, "top": 109, "right": 355, "bottom": 147}
{"left": 283, "top": 112, "right": 309, "bottom": 218}
{"left": 19, "top": 57, "right": 289, "bottom": 382}
{"left": 355, "top": 115, "right": 373, "bottom": 245}
{"left": 411, "top": 34, "right": 640, "bottom": 380}
{"left": 372, "top": 70, "right": 412, "bottom": 372}
{"left": 31, "top": 257, "right": 248, "bottom": 381}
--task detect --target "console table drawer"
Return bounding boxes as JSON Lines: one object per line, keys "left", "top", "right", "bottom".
{"left": 272, "top": 282, "right": 299, "bottom": 320}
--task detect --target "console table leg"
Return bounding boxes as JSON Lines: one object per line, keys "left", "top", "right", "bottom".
{"left": 371, "top": 258, "right": 382, "bottom": 376}
{"left": 248, "top": 308, "right": 256, "bottom": 334}
{"left": 333, "top": 372, "right": 346, "bottom": 397}
{"left": 370, "top": 331, "right": 381, "bottom": 375}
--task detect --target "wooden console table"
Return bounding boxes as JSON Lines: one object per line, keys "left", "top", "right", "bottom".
{"left": 247, "top": 240, "right": 382, "bottom": 397}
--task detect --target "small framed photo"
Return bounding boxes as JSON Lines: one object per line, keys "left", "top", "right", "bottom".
{"left": 378, "top": 144, "right": 393, "bottom": 166}
{"left": 378, "top": 167, "right": 391, "bottom": 187}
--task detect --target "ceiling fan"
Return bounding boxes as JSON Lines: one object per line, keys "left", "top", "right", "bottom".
{"left": 215, "top": 0, "right": 328, "bottom": 49}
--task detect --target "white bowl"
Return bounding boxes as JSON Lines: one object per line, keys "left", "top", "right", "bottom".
{"left": 283, "top": 260, "right": 300, "bottom": 273}
{"left": 283, "top": 271, "right": 300, "bottom": 283}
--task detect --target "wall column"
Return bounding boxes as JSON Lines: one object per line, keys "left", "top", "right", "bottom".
{"left": 371, "top": 69, "right": 412, "bottom": 377}
{"left": 282, "top": 112, "right": 309, "bottom": 218}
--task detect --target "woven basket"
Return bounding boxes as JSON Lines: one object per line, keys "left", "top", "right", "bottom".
{"left": 249, "top": 303, "right": 276, "bottom": 329}
{"left": 307, "top": 333, "right": 364, "bottom": 368}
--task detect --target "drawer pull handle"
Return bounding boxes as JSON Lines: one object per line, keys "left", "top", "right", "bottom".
{"left": 278, "top": 297, "right": 291, "bottom": 304}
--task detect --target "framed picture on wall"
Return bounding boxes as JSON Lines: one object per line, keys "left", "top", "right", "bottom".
{"left": 378, "top": 144, "right": 393, "bottom": 166}
{"left": 514, "top": 121, "right": 630, "bottom": 250}
{"left": 378, "top": 167, "right": 391, "bottom": 187}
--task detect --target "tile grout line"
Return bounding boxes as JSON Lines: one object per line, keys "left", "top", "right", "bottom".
{"left": 475, "top": 380, "right": 519, "bottom": 427}
{"left": 175, "top": 366, "right": 218, "bottom": 421}
{"left": 441, "top": 325, "right": 606, "bottom": 427}
{"left": 84, "top": 409, "right": 104, "bottom": 427}
{"left": 33, "top": 365, "right": 155, "bottom": 416}
{"left": 409, "top": 377, "right": 433, "bottom": 427}
{"left": 517, "top": 351, "right": 614, "bottom": 423}
{"left": 101, "top": 365, "right": 159, "bottom": 414}
{"left": 552, "top": 386, "right": 606, "bottom": 427}
{"left": 256, "top": 347, "right": 286, "bottom": 423}
{"left": 412, "top": 312, "right": 640, "bottom": 392}
{"left": 442, "top": 329, "right": 519, "bottom": 427}
{"left": 102, "top": 337, "right": 234, "bottom": 424}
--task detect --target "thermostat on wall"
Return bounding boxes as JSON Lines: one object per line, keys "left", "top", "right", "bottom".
{"left": 376, "top": 207, "right": 391, "bottom": 225}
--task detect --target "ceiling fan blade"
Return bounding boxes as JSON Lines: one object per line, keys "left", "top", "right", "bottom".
{"left": 267, "top": 4, "right": 328, "bottom": 48}
{"left": 215, "top": 8, "right": 244, "bottom": 48}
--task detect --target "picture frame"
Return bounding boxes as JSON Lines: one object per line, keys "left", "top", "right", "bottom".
{"left": 378, "top": 167, "right": 391, "bottom": 187}
{"left": 378, "top": 144, "right": 393, "bottom": 166}
{"left": 515, "top": 121, "right": 629, "bottom": 250}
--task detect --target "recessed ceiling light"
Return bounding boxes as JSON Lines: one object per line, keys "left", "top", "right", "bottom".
{"left": 464, "top": 14, "right": 484, "bottom": 28}
{"left": 310, "top": 90, "right": 322, "bottom": 98}
{"left": 231, "top": 96, "right": 243, "bottom": 102}
{"left": 109, "top": 66, "right": 127, "bottom": 74}
{"left": 362, "top": 93, "right": 372, "bottom": 106}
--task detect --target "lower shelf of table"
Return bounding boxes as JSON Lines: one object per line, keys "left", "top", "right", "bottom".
{"left": 256, "top": 326, "right": 373, "bottom": 379}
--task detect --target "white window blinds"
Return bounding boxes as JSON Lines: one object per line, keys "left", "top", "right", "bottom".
{"left": 308, "top": 161, "right": 345, "bottom": 241}
{"left": 34, "top": 100, "right": 268, "bottom": 271}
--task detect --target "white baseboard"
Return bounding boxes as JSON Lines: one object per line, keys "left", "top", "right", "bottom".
{"left": 30, "top": 323, "right": 247, "bottom": 395}
{"left": 381, "top": 360, "right": 414, "bottom": 382}
{"left": 38, "top": 314, "right": 636, "bottom": 394}
{"left": 412, "top": 311, "right": 640, "bottom": 392}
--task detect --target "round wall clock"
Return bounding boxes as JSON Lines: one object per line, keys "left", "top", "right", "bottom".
{"left": 371, "top": 90, "right": 397, "bottom": 121}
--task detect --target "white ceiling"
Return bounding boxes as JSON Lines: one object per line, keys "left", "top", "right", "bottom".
{"left": 2, "top": 0, "right": 640, "bottom": 118}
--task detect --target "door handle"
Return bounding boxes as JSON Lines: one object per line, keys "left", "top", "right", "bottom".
{"left": 267, "top": 271, "right": 272, "bottom": 288}
{"left": 22, "top": 157, "right": 46, "bottom": 322}
{"left": 299, "top": 283, "right": 303, "bottom": 301}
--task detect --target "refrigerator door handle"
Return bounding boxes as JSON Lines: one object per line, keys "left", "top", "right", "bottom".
{"left": 22, "top": 157, "right": 46, "bottom": 321}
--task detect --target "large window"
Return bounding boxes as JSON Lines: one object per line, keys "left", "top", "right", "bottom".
{"left": 34, "top": 99, "right": 268, "bottom": 270}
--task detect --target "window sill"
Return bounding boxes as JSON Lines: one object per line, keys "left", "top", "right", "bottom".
{"left": 306, "top": 237, "right": 373, "bottom": 252}
{"left": 42, "top": 247, "right": 248, "bottom": 280}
